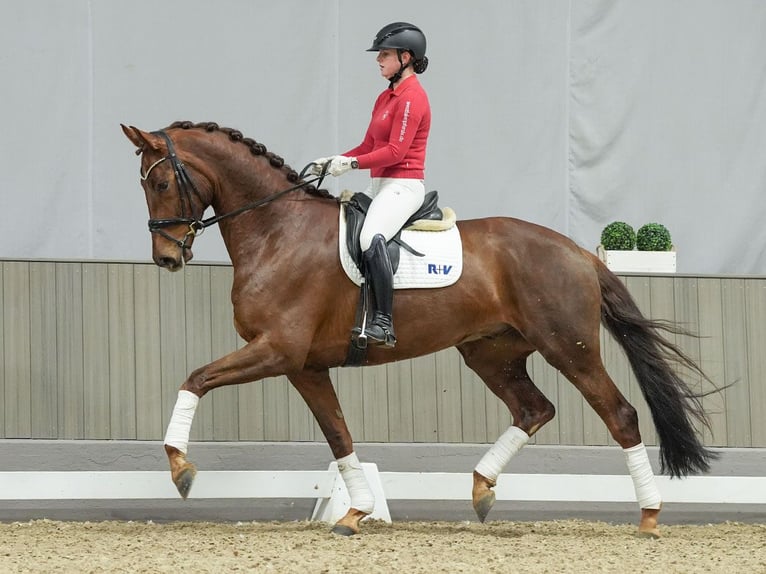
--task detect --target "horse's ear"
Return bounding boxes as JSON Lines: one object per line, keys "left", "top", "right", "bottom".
{"left": 121, "top": 124, "right": 161, "bottom": 153}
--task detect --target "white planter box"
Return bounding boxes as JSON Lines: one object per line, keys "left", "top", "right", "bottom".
{"left": 596, "top": 245, "right": 677, "bottom": 273}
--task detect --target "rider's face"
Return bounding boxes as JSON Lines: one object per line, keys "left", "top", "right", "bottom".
{"left": 376, "top": 49, "right": 410, "bottom": 79}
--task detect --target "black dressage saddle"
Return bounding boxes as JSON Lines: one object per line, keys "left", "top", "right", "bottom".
{"left": 342, "top": 190, "right": 444, "bottom": 272}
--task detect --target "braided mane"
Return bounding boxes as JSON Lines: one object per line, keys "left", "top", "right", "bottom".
{"left": 168, "top": 121, "right": 335, "bottom": 200}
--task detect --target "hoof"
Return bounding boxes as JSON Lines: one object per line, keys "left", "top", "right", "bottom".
{"left": 638, "top": 506, "right": 661, "bottom": 539}
{"left": 330, "top": 508, "right": 368, "bottom": 536}
{"left": 174, "top": 466, "right": 197, "bottom": 499}
{"left": 165, "top": 445, "right": 197, "bottom": 499}
{"left": 474, "top": 491, "right": 496, "bottom": 523}
{"left": 472, "top": 471, "right": 496, "bottom": 523}
{"left": 330, "top": 524, "right": 357, "bottom": 537}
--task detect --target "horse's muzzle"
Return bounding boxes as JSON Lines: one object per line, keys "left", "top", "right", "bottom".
{"left": 154, "top": 248, "right": 192, "bottom": 272}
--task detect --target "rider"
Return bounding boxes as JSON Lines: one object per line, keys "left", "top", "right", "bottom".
{"left": 312, "top": 22, "right": 431, "bottom": 348}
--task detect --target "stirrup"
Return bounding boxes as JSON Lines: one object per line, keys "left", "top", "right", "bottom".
{"left": 351, "top": 326, "right": 369, "bottom": 349}
{"left": 362, "top": 322, "right": 396, "bottom": 348}
{"left": 351, "top": 325, "right": 396, "bottom": 348}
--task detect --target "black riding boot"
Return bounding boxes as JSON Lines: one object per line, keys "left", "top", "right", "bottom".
{"left": 362, "top": 234, "right": 396, "bottom": 348}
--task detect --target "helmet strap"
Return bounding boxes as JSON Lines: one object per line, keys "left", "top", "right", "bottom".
{"left": 387, "top": 49, "right": 410, "bottom": 89}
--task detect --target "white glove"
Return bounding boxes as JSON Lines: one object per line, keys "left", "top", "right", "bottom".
{"left": 309, "top": 156, "right": 332, "bottom": 176}
{"left": 327, "top": 155, "right": 358, "bottom": 177}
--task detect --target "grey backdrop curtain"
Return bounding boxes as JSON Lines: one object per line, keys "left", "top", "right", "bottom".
{"left": 2, "top": 0, "right": 764, "bottom": 273}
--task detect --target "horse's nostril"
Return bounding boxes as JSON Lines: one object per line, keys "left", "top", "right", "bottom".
{"left": 157, "top": 256, "right": 178, "bottom": 269}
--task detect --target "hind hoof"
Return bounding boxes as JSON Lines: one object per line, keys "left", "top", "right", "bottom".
{"left": 638, "top": 506, "right": 661, "bottom": 539}
{"left": 330, "top": 524, "right": 357, "bottom": 537}
{"left": 330, "top": 508, "right": 368, "bottom": 536}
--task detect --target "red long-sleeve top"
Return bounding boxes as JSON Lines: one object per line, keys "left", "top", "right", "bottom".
{"left": 344, "top": 75, "right": 431, "bottom": 179}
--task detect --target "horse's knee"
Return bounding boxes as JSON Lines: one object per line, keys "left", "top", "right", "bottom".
{"left": 181, "top": 367, "right": 210, "bottom": 397}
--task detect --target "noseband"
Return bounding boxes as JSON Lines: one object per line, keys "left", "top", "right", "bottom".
{"left": 140, "top": 131, "right": 329, "bottom": 255}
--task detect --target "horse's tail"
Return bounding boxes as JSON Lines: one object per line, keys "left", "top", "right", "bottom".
{"left": 595, "top": 261, "right": 719, "bottom": 477}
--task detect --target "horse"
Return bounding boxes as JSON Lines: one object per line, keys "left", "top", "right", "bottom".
{"left": 121, "top": 120, "right": 718, "bottom": 538}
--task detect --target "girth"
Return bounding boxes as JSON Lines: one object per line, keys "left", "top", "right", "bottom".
{"left": 343, "top": 190, "right": 443, "bottom": 272}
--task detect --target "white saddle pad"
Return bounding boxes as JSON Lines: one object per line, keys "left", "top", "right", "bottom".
{"left": 339, "top": 207, "right": 463, "bottom": 289}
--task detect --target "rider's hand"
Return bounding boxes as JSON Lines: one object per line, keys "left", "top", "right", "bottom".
{"left": 309, "top": 157, "right": 332, "bottom": 176}
{"left": 327, "top": 156, "right": 359, "bottom": 177}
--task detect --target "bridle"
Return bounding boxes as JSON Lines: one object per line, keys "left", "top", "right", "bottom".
{"left": 140, "top": 130, "right": 328, "bottom": 254}
{"left": 141, "top": 131, "right": 207, "bottom": 253}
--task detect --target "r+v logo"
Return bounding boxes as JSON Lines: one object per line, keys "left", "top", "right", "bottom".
{"left": 427, "top": 263, "right": 453, "bottom": 275}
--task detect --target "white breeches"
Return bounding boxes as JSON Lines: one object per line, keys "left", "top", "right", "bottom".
{"left": 359, "top": 178, "right": 425, "bottom": 251}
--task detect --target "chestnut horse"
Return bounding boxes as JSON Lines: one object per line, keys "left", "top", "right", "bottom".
{"left": 122, "top": 121, "right": 716, "bottom": 538}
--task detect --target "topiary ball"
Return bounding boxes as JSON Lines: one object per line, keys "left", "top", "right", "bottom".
{"left": 636, "top": 223, "right": 672, "bottom": 251}
{"left": 600, "top": 221, "right": 636, "bottom": 250}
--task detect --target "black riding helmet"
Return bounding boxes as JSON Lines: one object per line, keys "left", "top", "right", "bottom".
{"left": 367, "top": 22, "right": 427, "bottom": 60}
{"left": 367, "top": 22, "right": 429, "bottom": 85}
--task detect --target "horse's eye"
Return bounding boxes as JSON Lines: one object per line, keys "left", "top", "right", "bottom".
{"left": 157, "top": 181, "right": 169, "bottom": 192}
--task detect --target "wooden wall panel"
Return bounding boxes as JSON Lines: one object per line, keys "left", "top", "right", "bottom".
{"left": 361, "top": 364, "right": 389, "bottom": 442}
{"left": 55, "top": 263, "right": 84, "bottom": 439}
{"left": 82, "top": 263, "right": 110, "bottom": 439}
{"left": 386, "top": 361, "right": 415, "bottom": 443}
{"left": 410, "top": 354, "right": 439, "bottom": 442}
{"left": 29, "top": 263, "right": 58, "bottom": 438}
{"left": 109, "top": 263, "right": 138, "bottom": 438}
{"left": 720, "top": 279, "right": 751, "bottom": 447}
{"left": 696, "top": 278, "right": 728, "bottom": 445}
{"left": 0, "top": 263, "right": 4, "bottom": 436}
{"left": 133, "top": 264, "right": 163, "bottom": 439}
{"left": 1, "top": 260, "right": 764, "bottom": 449}
{"left": 3, "top": 262, "right": 31, "bottom": 437}
{"left": 435, "top": 349, "right": 463, "bottom": 442}
{"left": 745, "top": 280, "right": 766, "bottom": 445}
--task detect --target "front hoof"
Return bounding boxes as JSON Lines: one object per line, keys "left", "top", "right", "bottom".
{"left": 472, "top": 471, "right": 496, "bottom": 523}
{"left": 474, "top": 491, "right": 496, "bottom": 523}
{"left": 165, "top": 445, "right": 197, "bottom": 499}
{"left": 174, "top": 465, "right": 197, "bottom": 499}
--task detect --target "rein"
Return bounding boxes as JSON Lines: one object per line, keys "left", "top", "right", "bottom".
{"left": 142, "top": 130, "right": 329, "bottom": 251}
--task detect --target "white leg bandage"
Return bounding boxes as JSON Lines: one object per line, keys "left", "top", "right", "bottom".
{"left": 337, "top": 452, "right": 375, "bottom": 514}
{"left": 475, "top": 426, "right": 530, "bottom": 482}
{"left": 623, "top": 442, "right": 662, "bottom": 509}
{"left": 164, "top": 390, "right": 199, "bottom": 454}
